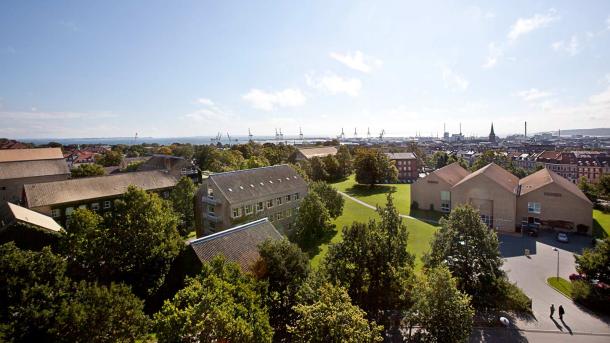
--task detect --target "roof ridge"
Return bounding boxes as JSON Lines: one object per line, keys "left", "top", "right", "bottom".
{"left": 190, "top": 218, "right": 272, "bottom": 244}
{"left": 210, "top": 164, "right": 289, "bottom": 178}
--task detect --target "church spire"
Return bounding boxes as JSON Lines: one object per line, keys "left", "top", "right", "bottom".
{"left": 489, "top": 122, "right": 497, "bottom": 143}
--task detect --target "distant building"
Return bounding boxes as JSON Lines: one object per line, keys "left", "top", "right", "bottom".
{"left": 23, "top": 170, "right": 178, "bottom": 227}
{"left": 0, "top": 148, "right": 70, "bottom": 204}
{"left": 411, "top": 163, "right": 593, "bottom": 234}
{"left": 385, "top": 152, "right": 420, "bottom": 183}
{"left": 137, "top": 154, "right": 200, "bottom": 182}
{"left": 294, "top": 146, "right": 338, "bottom": 161}
{"left": 489, "top": 123, "right": 497, "bottom": 143}
{"left": 535, "top": 151, "right": 578, "bottom": 183}
{"left": 190, "top": 218, "right": 282, "bottom": 272}
{"left": 0, "top": 201, "right": 63, "bottom": 250}
{"left": 194, "top": 165, "right": 308, "bottom": 237}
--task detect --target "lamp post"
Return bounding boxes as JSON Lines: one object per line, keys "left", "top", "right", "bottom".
{"left": 552, "top": 247, "right": 559, "bottom": 280}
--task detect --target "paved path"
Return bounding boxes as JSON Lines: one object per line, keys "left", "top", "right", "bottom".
{"left": 471, "top": 328, "right": 610, "bottom": 342}
{"left": 337, "top": 191, "right": 439, "bottom": 224}
{"left": 500, "top": 233, "right": 610, "bottom": 336}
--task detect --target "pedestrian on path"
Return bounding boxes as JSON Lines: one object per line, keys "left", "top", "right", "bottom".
{"left": 550, "top": 304, "right": 555, "bottom": 318}
{"left": 559, "top": 305, "right": 565, "bottom": 320}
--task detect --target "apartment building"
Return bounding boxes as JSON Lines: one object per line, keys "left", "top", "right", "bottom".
{"left": 385, "top": 152, "right": 420, "bottom": 183}
{"left": 535, "top": 151, "right": 578, "bottom": 183}
{"left": 23, "top": 171, "right": 178, "bottom": 227}
{"left": 0, "top": 148, "right": 70, "bottom": 204}
{"left": 194, "top": 165, "right": 308, "bottom": 237}
{"left": 411, "top": 162, "right": 593, "bottom": 234}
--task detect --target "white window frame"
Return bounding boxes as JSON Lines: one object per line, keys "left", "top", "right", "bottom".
{"left": 267, "top": 199, "right": 274, "bottom": 208}
{"left": 294, "top": 192, "right": 300, "bottom": 200}
{"left": 91, "top": 203, "right": 100, "bottom": 211}
{"left": 276, "top": 197, "right": 282, "bottom": 206}
{"left": 51, "top": 209, "right": 61, "bottom": 218}
{"left": 245, "top": 204, "right": 254, "bottom": 215}
{"left": 232, "top": 207, "right": 242, "bottom": 218}
{"left": 103, "top": 200, "right": 112, "bottom": 209}
{"left": 527, "top": 202, "right": 541, "bottom": 214}
{"left": 285, "top": 194, "right": 291, "bottom": 202}
{"left": 256, "top": 202, "right": 264, "bottom": 212}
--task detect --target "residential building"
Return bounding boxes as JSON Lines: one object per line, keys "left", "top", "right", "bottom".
{"left": 23, "top": 170, "right": 178, "bottom": 227}
{"left": 190, "top": 218, "right": 282, "bottom": 272}
{"left": 194, "top": 165, "right": 308, "bottom": 237}
{"left": 385, "top": 152, "right": 420, "bottom": 183}
{"left": 137, "top": 154, "right": 200, "bottom": 182}
{"left": 535, "top": 151, "right": 578, "bottom": 183}
{"left": 451, "top": 163, "right": 519, "bottom": 231}
{"left": 517, "top": 168, "right": 592, "bottom": 234}
{"left": 411, "top": 162, "right": 593, "bottom": 234}
{"left": 0, "top": 148, "right": 70, "bottom": 204}
{"left": 0, "top": 201, "right": 63, "bottom": 250}
{"left": 411, "top": 163, "right": 470, "bottom": 212}
{"left": 294, "top": 146, "right": 338, "bottom": 161}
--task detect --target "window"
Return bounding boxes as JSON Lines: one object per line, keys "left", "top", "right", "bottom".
{"left": 51, "top": 209, "right": 61, "bottom": 218}
{"left": 103, "top": 200, "right": 111, "bottom": 209}
{"left": 163, "top": 191, "right": 170, "bottom": 198}
{"left": 285, "top": 194, "right": 291, "bottom": 202}
{"left": 257, "top": 202, "right": 264, "bottom": 212}
{"left": 65, "top": 207, "right": 74, "bottom": 217}
{"left": 276, "top": 197, "right": 282, "bottom": 206}
{"left": 440, "top": 191, "right": 451, "bottom": 213}
{"left": 232, "top": 207, "right": 242, "bottom": 218}
{"left": 294, "top": 192, "right": 300, "bottom": 200}
{"left": 267, "top": 199, "right": 274, "bottom": 208}
{"left": 207, "top": 205, "right": 215, "bottom": 214}
{"left": 207, "top": 188, "right": 214, "bottom": 198}
{"left": 276, "top": 212, "right": 282, "bottom": 220}
{"left": 527, "top": 202, "right": 541, "bottom": 214}
{"left": 481, "top": 214, "right": 493, "bottom": 228}
{"left": 91, "top": 203, "right": 100, "bottom": 211}
{"left": 245, "top": 204, "right": 254, "bottom": 215}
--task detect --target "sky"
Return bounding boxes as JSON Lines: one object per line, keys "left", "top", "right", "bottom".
{"left": 1, "top": 1, "right": 610, "bottom": 139}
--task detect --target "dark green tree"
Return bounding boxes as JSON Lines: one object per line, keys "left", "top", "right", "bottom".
{"left": 71, "top": 163, "right": 106, "bottom": 178}
{"left": 95, "top": 150, "right": 123, "bottom": 167}
{"left": 578, "top": 176, "right": 599, "bottom": 203}
{"left": 170, "top": 176, "right": 197, "bottom": 236}
{"left": 309, "top": 156, "right": 329, "bottom": 181}
{"left": 154, "top": 256, "right": 273, "bottom": 343}
{"left": 309, "top": 181, "right": 344, "bottom": 219}
{"left": 575, "top": 237, "right": 610, "bottom": 285}
{"left": 323, "top": 194, "right": 415, "bottom": 318}
{"left": 322, "top": 154, "right": 341, "bottom": 181}
{"left": 336, "top": 145, "right": 353, "bottom": 178}
{"left": 353, "top": 149, "right": 398, "bottom": 186}
{"left": 293, "top": 192, "right": 333, "bottom": 248}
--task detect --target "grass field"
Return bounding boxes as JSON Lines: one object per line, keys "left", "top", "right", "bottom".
{"left": 593, "top": 210, "right": 610, "bottom": 239}
{"left": 547, "top": 277, "right": 573, "bottom": 298}
{"left": 309, "top": 176, "right": 439, "bottom": 271}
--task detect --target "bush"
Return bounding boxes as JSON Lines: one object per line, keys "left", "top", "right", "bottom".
{"left": 494, "top": 278, "right": 532, "bottom": 313}
{"left": 571, "top": 280, "right": 591, "bottom": 301}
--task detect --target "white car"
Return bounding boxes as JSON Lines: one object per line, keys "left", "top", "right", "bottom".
{"left": 556, "top": 232, "right": 569, "bottom": 243}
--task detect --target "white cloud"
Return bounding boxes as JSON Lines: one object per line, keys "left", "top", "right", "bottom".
{"left": 551, "top": 35, "right": 580, "bottom": 56}
{"left": 329, "top": 51, "right": 382, "bottom": 73}
{"left": 242, "top": 88, "right": 306, "bottom": 111}
{"left": 196, "top": 98, "right": 215, "bottom": 106}
{"left": 482, "top": 42, "right": 503, "bottom": 69}
{"left": 515, "top": 88, "right": 553, "bottom": 102}
{"left": 441, "top": 67, "right": 469, "bottom": 92}
{"left": 589, "top": 86, "right": 610, "bottom": 104}
{"left": 306, "top": 72, "right": 362, "bottom": 97}
{"left": 508, "top": 9, "right": 560, "bottom": 42}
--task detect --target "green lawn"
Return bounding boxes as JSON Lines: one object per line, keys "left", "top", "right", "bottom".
{"left": 309, "top": 176, "right": 438, "bottom": 271}
{"left": 593, "top": 210, "right": 610, "bottom": 239}
{"left": 547, "top": 277, "right": 573, "bottom": 298}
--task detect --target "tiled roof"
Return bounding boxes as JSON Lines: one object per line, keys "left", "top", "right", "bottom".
{"left": 137, "top": 154, "right": 192, "bottom": 172}
{"left": 430, "top": 162, "right": 471, "bottom": 186}
{"left": 519, "top": 168, "right": 591, "bottom": 204}
{"left": 386, "top": 152, "right": 417, "bottom": 160}
{"left": 0, "top": 201, "right": 63, "bottom": 233}
{"left": 297, "top": 146, "right": 338, "bottom": 159}
{"left": 190, "top": 218, "right": 282, "bottom": 272}
{"left": 453, "top": 163, "right": 519, "bottom": 194}
{"left": 24, "top": 170, "right": 178, "bottom": 208}
{"left": 209, "top": 165, "right": 307, "bottom": 204}
{"left": 0, "top": 159, "right": 70, "bottom": 180}
{"left": 0, "top": 148, "right": 64, "bottom": 163}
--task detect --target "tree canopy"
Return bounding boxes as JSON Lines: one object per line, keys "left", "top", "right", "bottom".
{"left": 353, "top": 148, "right": 397, "bottom": 186}
{"left": 71, "top": 163, "right": 106, "bottom": 178}
{"left": 309, "top": 181, "right": 344, "bottom": 219}
{"left": 292, "top": 192, "right": 333, "bottom": 248}
{"left": 170, "top": 176, "right": 197, "bottom": 236}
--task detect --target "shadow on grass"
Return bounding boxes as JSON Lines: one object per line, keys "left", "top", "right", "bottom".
{"left": 593, "top": 218, "right": 608, "bottom": 239}
{"left": 409, "top": 209, "right": 445, "bottom": 226}
{"left": 343, "top": 184, "right": 397, "bottom": 198}
{"left": 295, "top": 225, "right": 339, "bottom": 258}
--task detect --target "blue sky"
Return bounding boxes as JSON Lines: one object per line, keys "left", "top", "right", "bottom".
{"left": 1, "top": 1, "right": 609, "bottom": 139}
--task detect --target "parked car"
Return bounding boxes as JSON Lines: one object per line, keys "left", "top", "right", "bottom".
{"left": 556, "top": 232, "right": 569, "bottom": 243}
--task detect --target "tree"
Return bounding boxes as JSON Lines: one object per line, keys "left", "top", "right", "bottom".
{"left": 0, "top": 243, "right": 149, "bottom": 342}
{"left": 407, "top": 266, "right": 474, "bottom": 343}
{"left": 288, "top": 283, "right": 383, "bottom": 343}
{"left": 447, "top": 154, "right": 469, "bottom": 169}
{"left": 242, "top": 155, "right": 270, "bottom": 169}
{"left": 254, "top": 239, "right": 310, "bottom": 339}
{"left": 309, "top": 157, "right": 329, "bottom": 181}
{"left": 430, "top": 151, "right": 449, "bottom": 169}
{"left": 336, "top": 145, "right": 353, "bottom": 178}
{"left": 194, "top": 145, "right": 223, "bottom": 172}
{"left": 322, "top": 155, "right": 341, "bottom": 181}
{"left": 575, "top": 237, "right": 610, "bottom": 285}
{"left": 170, "top": 177, "right": 197, "bottom": 236}
{"left": 154, "top": 256, "right": 273, "bottom": 343}
{"left": 95, "top": 150, "right": 123, "bottom": 167}
{"left": 597, "top": 174, "right": 610, "bottom": 198}
{"left": 293, "top": 192, "right": 333, "bottom": 248}
{"left": 579, "top": 176, "right": 598, "bottom": 203}
{"left": 63, "top": 186, "right": 183, "bottom": 297}
{"left": 172, "top": 144, "right": 194, "bottom": 159}
{"left": 353, "top": 149, "right": 398, "bottom": 186}
{"left": 157, "top": 146, "right": 173, "bottom": 155}
{"left": 309, "top": 181, "right": 344, "bottom": 219}
{"left": 424, "top": 205, "right": 506, "bottom": 307}
{"left": 71, "top": 163, "right": 106, "bottom": 178}
{"left": 323, "top": 194, "right": 415, "bottom": 318}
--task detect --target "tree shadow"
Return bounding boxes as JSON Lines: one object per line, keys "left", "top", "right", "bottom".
{"left": 469, "top": 328, "right": 529, "bottom": 343}
{"left": 298, "top": 225, "right": 339, "bottom": 258}
{"left": 592, "top": 217, "right": 608, "bottom": 239}
{"left": 409, "top": 209, "right": 444, "bottom": 226}
{"left": 344, "top": 184, "right": 396, "bottom": 198}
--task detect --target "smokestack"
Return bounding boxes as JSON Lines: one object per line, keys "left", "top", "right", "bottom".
{"left": 459, "top": 123, "right": 462, "bottom": 135}
{"left": 525, "top": 121, "right": 527, "bottom": 137}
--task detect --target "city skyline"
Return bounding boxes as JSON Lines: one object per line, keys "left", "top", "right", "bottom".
{"left": 1, "top": 1, "right": 610, "bottom": 139}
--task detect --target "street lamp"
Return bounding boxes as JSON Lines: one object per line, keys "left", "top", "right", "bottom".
{"left": 552, "top": 247, "right": 559, "bottom": 280}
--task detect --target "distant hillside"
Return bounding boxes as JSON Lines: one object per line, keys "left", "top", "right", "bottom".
{"left": 550, "top": 128, "right": 610, "bottom": 137}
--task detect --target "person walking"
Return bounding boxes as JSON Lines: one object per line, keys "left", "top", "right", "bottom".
{"left": 550, "top": 304, "right": 555, "bottom": 318}
{"left": 559, "top": 305, "right": 565, "bottom": 320}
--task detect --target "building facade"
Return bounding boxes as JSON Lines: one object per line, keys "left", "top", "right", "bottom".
{"left": 411, "top": 163, "right": 470, "bottom": 212}
{"left": 385, "top": 152, "right": 420, "bottom": 183}
{"left": 294, "top": 146, "right": 338, "bottom": 161}
{"left": 194, "top": 165, "right": 308, "bottom": 237}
